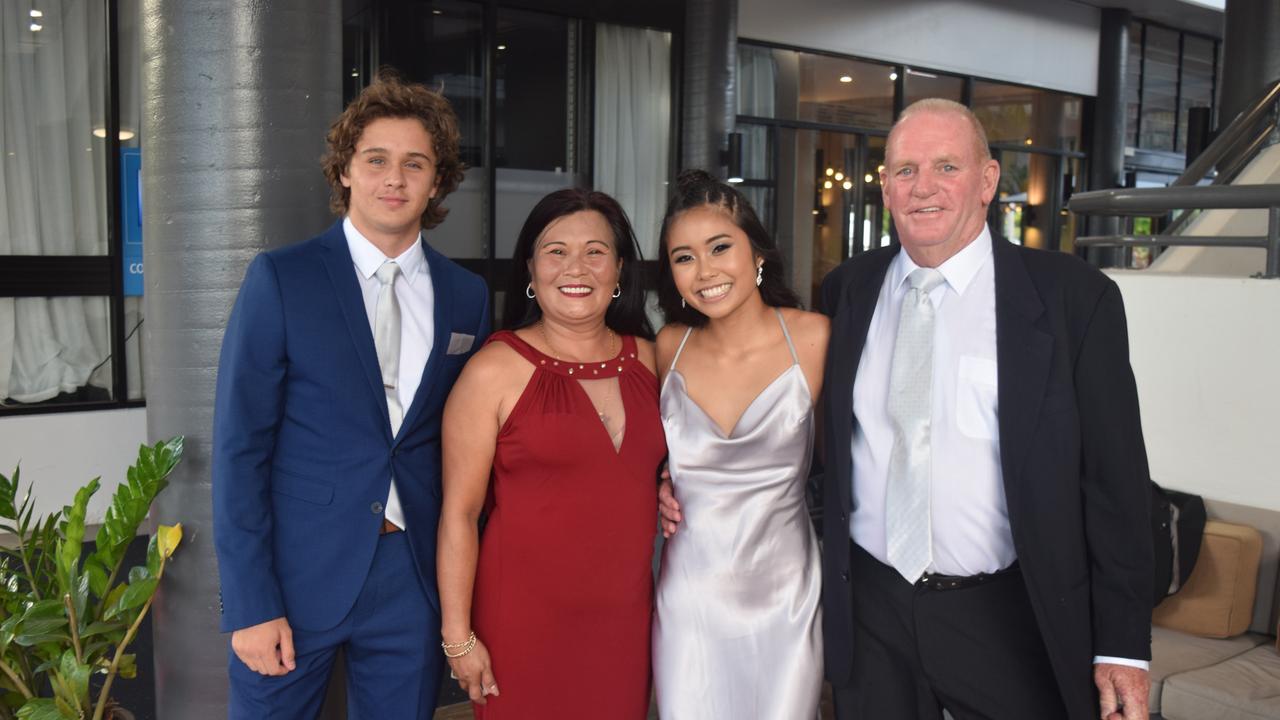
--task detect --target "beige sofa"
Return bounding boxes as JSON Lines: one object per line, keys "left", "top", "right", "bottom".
{"left": 1148, "top": 500, "right": 1280, "bottom": 719}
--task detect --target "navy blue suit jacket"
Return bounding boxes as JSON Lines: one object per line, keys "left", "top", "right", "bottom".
{"left": 213, "top": 220, "right": 490, "bottom": 634}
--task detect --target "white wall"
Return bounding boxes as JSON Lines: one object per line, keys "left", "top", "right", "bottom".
{"left": 0, "top": 407, "right": 148, "bottom": 524}
{"left": 1110, "top": 271, "right": 1280, "bottom": 512}
{"left": 739, "top": 0, "right": 1100, "bottom": 96}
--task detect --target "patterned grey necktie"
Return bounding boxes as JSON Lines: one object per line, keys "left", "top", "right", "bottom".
{"left": 373, "top": 262, "right": 403, "bottom": 436}
{"left": 885, "top": 266, "right": 946, "bottom": 584}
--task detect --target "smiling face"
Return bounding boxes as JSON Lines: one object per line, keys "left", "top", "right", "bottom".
{"left": 665, "top": 205, "right": 763, "bottom": 321}
{"left": 528, "top": 210, "right": 622, "bottom": 327}
{"left": 881, "top": 109, "right": 1000, "bottom": 267}
{"left": 340, "top": 116, "right": 440, "bottom": 253}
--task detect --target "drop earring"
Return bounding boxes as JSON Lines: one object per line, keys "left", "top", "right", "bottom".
{"left": 755, "top": 263, "right": 764, "bottom": 287}
{"left": 681, "top": 297, "right": 686, "bottom": 309}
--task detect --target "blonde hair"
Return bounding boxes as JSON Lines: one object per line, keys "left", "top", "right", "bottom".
{"left": 890, "top": 98, "right": 992, "bottom": 161}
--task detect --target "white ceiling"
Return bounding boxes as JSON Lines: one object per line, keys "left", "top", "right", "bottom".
{"left": 1070, "top": 0, "right": 1224, "bottom": 37}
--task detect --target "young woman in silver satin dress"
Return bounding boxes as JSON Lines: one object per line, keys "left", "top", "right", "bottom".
{"left": 651, "top": 170, "right": 828, "bottom": 719}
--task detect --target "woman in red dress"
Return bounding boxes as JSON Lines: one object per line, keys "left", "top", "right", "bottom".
{"left": 437, "top": 188, "right": 665, "bottom": 719}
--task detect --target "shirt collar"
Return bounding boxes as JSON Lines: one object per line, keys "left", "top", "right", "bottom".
{"left": 890, "top": 224, "right": 993, "bottom": 298}
{"left": 343, "top": 216, "right": 427, "bottom": 284}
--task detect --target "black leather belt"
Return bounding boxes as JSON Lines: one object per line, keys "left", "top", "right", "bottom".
{"left": 916, "top": 562, "right": 1020, "bottom": 591}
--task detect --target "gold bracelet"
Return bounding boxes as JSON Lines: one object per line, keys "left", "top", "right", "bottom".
{"left": 442, "top": 631, "right": 477, "bottom": 658}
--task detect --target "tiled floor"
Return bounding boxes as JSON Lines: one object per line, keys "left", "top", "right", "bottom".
{"left": 432, "top": 685, "right": 837, "bottom": 719}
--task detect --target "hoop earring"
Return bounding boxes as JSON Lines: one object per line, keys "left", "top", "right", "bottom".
{"left": 612, "top": 285, "right": 622, "bottom": 299}
{"left": 756, "top": 263, "right": 764, "bottom": 287}
{"left": 525, "top": 283, "right": 535, "bottom": 299}
{"left": 681, "top": 297, "right": 686, "bottom": 309}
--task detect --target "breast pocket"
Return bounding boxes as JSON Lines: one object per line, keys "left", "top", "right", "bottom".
{"left": 955, "top": 355, "right": 999, "bottom": 440}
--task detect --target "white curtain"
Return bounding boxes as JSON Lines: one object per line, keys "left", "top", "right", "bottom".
{"left": 593, "top": 23, "right": 671, "bottom": 260}
{"left": 1, "top": 1, "right": 111, "bottom": 404}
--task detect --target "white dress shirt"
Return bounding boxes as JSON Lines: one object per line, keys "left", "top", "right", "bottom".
{"left": 344, "top": 217, "right": 435, "bottom": 530}
{"left": 847, "top": 224, "right": 1146, "bottom": 670}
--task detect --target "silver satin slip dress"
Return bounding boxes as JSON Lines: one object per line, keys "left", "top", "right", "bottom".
{"left": 652, "top": 309, "right": 823, "bottom": 719}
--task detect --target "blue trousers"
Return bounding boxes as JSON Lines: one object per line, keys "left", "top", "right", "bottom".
{"left": 228, "top": 531, "right": 443, "bottom": 719}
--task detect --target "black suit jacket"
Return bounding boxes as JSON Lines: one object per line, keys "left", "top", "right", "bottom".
{"left": 818, "top": 232, "right": 1153, "bottom": 718}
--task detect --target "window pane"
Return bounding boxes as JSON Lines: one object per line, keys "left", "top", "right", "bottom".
{"left": 595, "top": 23, "right": 672, "bottom": 260}
{"left": 1, "top": 296, "right": 114, "bottom": 408}
{"left": 904, "top": 68, "right": 962, "bottom": 105}
{"left": 380, "top": 0, "right": 486, "bottom": 259}
{"left": 1125, "top": 20, "right": 1143, "bottom": 148}
{"left": 797, "top": 54, "right": 894, "bottom": 129}
{"left": 738, "top": 44, "right": 783, "bottom": 119}
{"left": 494, "top": 9, "right": 581, "bottom": 261}
{"left": 1059, "top": 157, "right": 1082, "bottom": 255}
{"left": 1139, "top": 25, "right": 1179, "bottom": 151}
{"left": 1179, "top": 35, "right": 1215, "bottom": 153}
{"left": 1, "top": 2, "right": 109, "bottom": 256}
{"left": 973, "top": 82, "right": 1082, "bottom": 152}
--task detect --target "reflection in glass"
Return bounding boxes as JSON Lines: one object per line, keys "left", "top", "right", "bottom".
{"left": 1179, "top": 35, "right": 1216, "bottom": 154}
{"left": 1, "top": 297, "right": 113, "bottom": 407}
{"left": 904, "top": 68, "right": 963, "bottom": 105}
{"left": 1125, "top": 20, "right": 1143, "bottom": 148}
{"left": 738, "top": 45, "right": 894, "bottom": 129}
{"left": 996, "top": 150, "right": 1060, "bottom": 250}
{"left": 972, "top": 81, "right": 1081, "bottom": 152}
{"left": 1139, "top": 25, "right": 1179, "bottom": 151}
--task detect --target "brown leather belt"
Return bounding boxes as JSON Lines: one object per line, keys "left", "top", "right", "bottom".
{"left": 380, "top": 518, "right": 403, "bottom": 535}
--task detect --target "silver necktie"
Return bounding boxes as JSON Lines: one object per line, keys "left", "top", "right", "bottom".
{"left": 885, "top": 267, "right": 946, "bottom": 584}
{"left": 373, "top": 262, "right": 403, "bottom": 436}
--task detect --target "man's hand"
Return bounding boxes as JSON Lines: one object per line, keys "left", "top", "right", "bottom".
{"left": 231, "top": 617, "right": 296, "bottom": 676}
{"left": 1095, "top": 663, "right": 1149, "bottom": 720}
{"left": 657, "top": 470, "right": 681, "bottom": 538}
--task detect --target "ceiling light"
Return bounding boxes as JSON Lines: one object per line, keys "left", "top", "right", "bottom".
{"left": 92, "top": 127, "right": 136, "bottom": 140}
{"left": 823, "top": 180, "right": 833, "bottom": 190}
{"left": 30, "top": 22, "right": 42, "bottom": 31}
{"left": 432, "top": 9, "right": 443, "bottom": 14}
{"left": 877, "top": 164, "right": 885, "bottom": 173}
{"left": 839, "top": 75, "right": 852, "bottom": 83}
{"left": 864, "top": 173, "right": 874, "bottom": 183}
{"left": 350, "top": 69, "right": 359, "bottom": 77}
{"left": 842, "top": 180, "right": 853, "bottom": 190}
{"left": 889, "top": 72, "right": 898, "bottom": 81}
{"left": 834, "top": 172, "right": 844, "bottom": 181}
{"left": 497, "top": 44, "right": 506, "bottom": 50}
{"left": 906, "top": 68, "right": 938, "bottom": 79}
{"left": 825, "top": 167, "right": 834, "bottom": 176}
{"left": 30, "top": 9, "right": 43, "bottom": 18}
{"left": 727, "top": 176, "right": 744, "bottom": 184}
{"left": 1024, "top": 137, "right": 1033, "bottom": 145}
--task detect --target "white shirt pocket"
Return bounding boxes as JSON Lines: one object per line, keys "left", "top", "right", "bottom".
{"left": 955, "top": 355, "right": 999, "bottom": 440}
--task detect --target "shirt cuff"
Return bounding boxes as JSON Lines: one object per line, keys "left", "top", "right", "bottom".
{"left": 1093, "top": 656, "right": 1150, "bottom": 671}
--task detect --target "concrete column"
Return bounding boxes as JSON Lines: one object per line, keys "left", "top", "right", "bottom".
{"left": 1086, "top": 7, "right": 1131, "bottom": 266}
{"left": 141, "top": 1, "right": 341, "bottom": 717}
{"left": 1220, "top": 0, "right": 1280, "bottom": 125}
{"left": 681, "top": 0, "right": 737, "bottom": 173}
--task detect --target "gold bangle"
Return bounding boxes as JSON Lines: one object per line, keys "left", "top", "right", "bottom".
{"left": 442, "top": 631, "right": 477, "bottom": 658}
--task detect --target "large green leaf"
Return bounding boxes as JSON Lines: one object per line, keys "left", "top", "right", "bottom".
{"left": 15, "top": 698, "right": 74, "bottom": 720}
{"left": 55, "top": 651, "right": 88, "bottom": 710}
{"left": 0, "top": 467, "right": 18, "bottom": 521}
{"left": 55, "top": 480, "right": 98, "bottom": 598}
{"left": 13, "top": 600, "right": 67, "bottom": 647}
{"left": 85, "top": 438, "right": 182, "bottom": 608}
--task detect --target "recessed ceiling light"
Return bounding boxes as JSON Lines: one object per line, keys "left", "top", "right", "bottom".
{"left": 92, "top": 128, "right": 136, "bottom": 140}
{"left": 864, "top": 173, "right": 874, "bottom": 183}
{"left": 30, "top": 9, "right": 43, "bottom": 18}
{"left": 842, "top": 180, "right": 853, "bottom": 190}
{"left": 825, "top": 167, "right": 834, "bottom": 176}
{"left": 839, "top": 75, "right": 852, "bottom": 83}
{"left": 834, "top": 172, "right": 844, "bottom": 181}
{"left": 433, "top": 9, "right": 443, "bottom": 14}
{"left": 823, "top": 180, "right": 833, "bottom": 189}
{"left": 889, "top": 72, "right": 898, "bottom": 81}
{"left": 30, "top": 22, "right": 42, "bottom": 31}
{"left": 1024, "top": 137, "right": 1033, "bottom": 145}
{"left": 497, "top": 44, "right": 506, "bottom": 50}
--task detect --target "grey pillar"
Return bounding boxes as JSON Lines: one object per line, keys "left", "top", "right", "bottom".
{"left": 1221, "top": 0, "right": 1280, "bottom": 125}
{"left": 1086, "top": 8, "right": 1131, "bottom": 267}
{"left": 681, "top": 0, "right": 737, "bottom": 174}
{"left": 141, "top": 1, "right": 341, "bottom": 717}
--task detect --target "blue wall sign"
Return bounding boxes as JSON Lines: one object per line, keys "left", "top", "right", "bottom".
{"left": 121, "top": 147, "right": 143, "bottom": 297}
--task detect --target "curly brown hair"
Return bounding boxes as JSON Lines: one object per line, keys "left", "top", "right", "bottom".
{"left": 322, "top": 70, "right": 465, "bottom": 230}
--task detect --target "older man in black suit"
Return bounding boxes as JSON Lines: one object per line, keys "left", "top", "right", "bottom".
{"left": 817, "top": 98, "right": 1152, "bottom": 719}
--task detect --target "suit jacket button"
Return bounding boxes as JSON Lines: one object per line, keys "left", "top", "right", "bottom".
{"left": 371, "top": 501, "right": 384, "bottom": 514}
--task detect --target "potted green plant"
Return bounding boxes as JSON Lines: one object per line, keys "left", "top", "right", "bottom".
{"left": 0, "top": 437, "right": 184, "bottom": 720}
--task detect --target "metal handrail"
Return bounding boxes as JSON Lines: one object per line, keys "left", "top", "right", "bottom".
{"left": 1071, "top": 185, "right": 1280, "bottom": 277}
{"left": 1173, "top": 78, "right": 1280, "bottom": 187}
{"left": 1069, "top": 77, "right": 1280, "bottom": 278}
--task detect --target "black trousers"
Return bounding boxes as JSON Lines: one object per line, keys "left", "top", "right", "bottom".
{"left": 833, "top": 543, "right": 1069, "bottom": 720}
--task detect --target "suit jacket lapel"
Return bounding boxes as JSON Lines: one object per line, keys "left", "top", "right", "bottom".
{"left": 827, "top": 248, "right": 896, "bottom": 511}
{"left": 396, "top": 242, "right": 453, "bottom": 444}
{"left": 993, "top": 234, "right": 1053, "bottom": 509}
{"left": 319, "top": 223, "right": 392, "bottom": 435}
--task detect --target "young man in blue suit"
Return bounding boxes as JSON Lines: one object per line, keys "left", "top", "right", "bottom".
{"left": 213, "top": 73, "right": 490, "bottom": 718}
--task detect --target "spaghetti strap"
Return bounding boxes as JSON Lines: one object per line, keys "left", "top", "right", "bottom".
{"left": 775, "top": 309, "right": 800, "bottom": 365}
{"left": 668, "top": 326, "right": 696, "bottom": 373}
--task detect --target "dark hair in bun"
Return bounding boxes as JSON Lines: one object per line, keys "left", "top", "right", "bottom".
{"left": 657, "top": 169, "right": 801, "bottom": 327}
